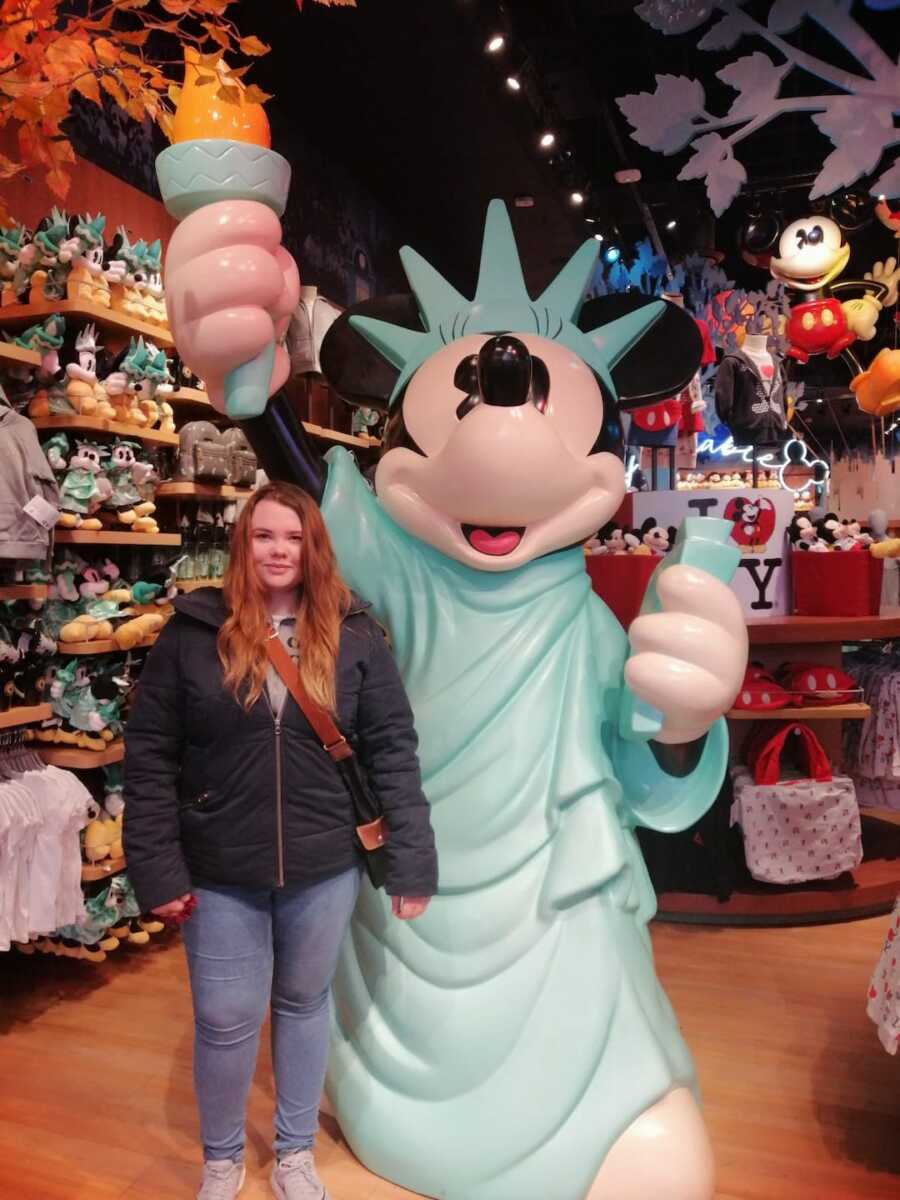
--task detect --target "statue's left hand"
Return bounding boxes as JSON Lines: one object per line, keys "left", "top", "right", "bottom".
{"left": 625, "top": 565, "right": 748, "bottom": 745}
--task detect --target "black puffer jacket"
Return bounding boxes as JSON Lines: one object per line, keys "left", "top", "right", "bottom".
{"left": 123, "top": 588, "right": 438, "bottom": 910}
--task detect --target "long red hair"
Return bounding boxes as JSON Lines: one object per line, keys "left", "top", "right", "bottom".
{"left": 218, "top": 482, "right": 351, "bottom": 713}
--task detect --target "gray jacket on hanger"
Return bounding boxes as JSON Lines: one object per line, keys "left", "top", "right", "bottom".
{"left": 714, "top": 351, "right": 788, "bottom": 447}
{"left": 0, "top": 401, "right": 59, "bottom": 559}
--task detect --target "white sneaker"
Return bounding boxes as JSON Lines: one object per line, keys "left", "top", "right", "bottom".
{"left": 270, "top": 1149, "right": 328, "bottom": 1200}
{"left": 198, "top": 1158, "right": 246, "bottom": 1200}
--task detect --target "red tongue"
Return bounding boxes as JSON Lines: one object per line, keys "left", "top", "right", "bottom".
{"left": 469, "top": 528, "right": 522, "bottom": 556}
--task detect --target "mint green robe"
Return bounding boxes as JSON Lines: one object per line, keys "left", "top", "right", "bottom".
{"left": 321, "top": 447, "right": 726, "bottom": 1200}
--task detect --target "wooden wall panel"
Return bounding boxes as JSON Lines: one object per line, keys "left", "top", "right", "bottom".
{"left": 0, "top": 126, "right": 175, "bottom": 246}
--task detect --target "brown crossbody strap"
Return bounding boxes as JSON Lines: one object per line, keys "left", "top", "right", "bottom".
{"left": 265, "top": 633, "right": 386, "bottom": 853}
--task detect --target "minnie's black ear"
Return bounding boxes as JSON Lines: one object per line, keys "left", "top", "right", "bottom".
{"left": 320, "top": 294, "right": 424, "bottom": 412}
{"left": 579, "top": 294, "right": 703, "bottom": 409}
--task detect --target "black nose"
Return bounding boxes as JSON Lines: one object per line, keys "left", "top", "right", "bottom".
{"left": 477, "top": 335, "right": 532, "bottom": 407}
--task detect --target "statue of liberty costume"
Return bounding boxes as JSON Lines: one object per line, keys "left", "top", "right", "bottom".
{"left": 310, "top": 207, "right": 730, "bottom": 1199}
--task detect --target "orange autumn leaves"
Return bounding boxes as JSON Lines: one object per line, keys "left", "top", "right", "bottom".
{"left": 0, "top": 0, "right": 354, "bottom": 224}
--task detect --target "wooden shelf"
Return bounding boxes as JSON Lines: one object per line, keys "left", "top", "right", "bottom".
{"left": 0, "top": 704, "right": 52, "bottom": 730}
{"left": 57, "top": 634, "right": 158, "bottom": 656}
{"left": 176, "top": 578, "right": 223, "bottom": 592}
{"left": 31, "top": 415, "right": 178, "bottom": 446}
{"left": 0, "top": 300, "right": 173, "bottom": 346}
{"left": 37, "top": 740, "right": 124, "bottom": 768}
{"left": 55, "top": 531, "right": 181, "bottom": 546}
{"left": 656, "top": 812, "right": 900, "bottom": 927}
{"left": 156, "top": 481, "right": 253, "bottom": 500}
{"left": 81, "top": 856, "right": 126, "bottom": 883}
{"left": 169, "top": 388, "right": 212, "bottom": 407}
{"left": 747, "top": 609, "right": 900, "bottom": 645}
{"left": 303, "top": 422, "right": 380, "bottom": 450}
{"left": 727, "top": 703, "right": 870, "bottom": 721}
{"left": 0, "top": 341, "right": 41, "bottom": 368}
{"left": 0, "top": 584, "right": 48, "bottom": 601}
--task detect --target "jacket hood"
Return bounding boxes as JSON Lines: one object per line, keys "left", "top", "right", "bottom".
{"left": 173, "top": 585, "right": 370, "bottom": 629}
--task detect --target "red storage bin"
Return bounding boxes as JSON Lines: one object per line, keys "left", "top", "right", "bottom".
{"left": 791, "top": 550, "right": 883, "bottom": 617}
{"left": 585, "top": 554, "right": 658, "bottom": 630}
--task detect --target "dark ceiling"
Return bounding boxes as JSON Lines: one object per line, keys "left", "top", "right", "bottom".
{"left": 245, "top": 0, "right": 899, "bottom": 292}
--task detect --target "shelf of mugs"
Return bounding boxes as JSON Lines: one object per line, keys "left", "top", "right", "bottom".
{"left": 0, "top": 704, "right": 52, "bottom": 730}
{"left": 302, "top": 422, "right": 380, "bottom": 451}
{"left": 176, "top": 578, "right": 223, "bottom": 592}
{"left": 0, "top": 584, "right": 48, "bottom": 601}
{"left": 155, "top": 481, "right": 255, "bottom": 500}
{"left": 81, "top": 855, "right": 127, "bottom": 883}
{"left": 726, "top": 703, "right": 871, "bottom": 721}
{"left": 0, "top": 341, "right": 41, "bottom": 368}
{"left": 30, "top": 415, "right": 179, "bottom": 447}
{"left": 54, "top": 531, "right": 182, "bottom": 546}
{"left": 36, "top": 740, "right": 124, "bottom": 768}
{"left": 0, "top": 299, "right": 173, "bottom": 347}
{"left": 57, "top": 634, "right": 159, "bottom": 656}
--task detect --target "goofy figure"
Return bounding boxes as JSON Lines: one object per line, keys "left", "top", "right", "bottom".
{"left": 162, "top": 197, "right": 747, "bottom": 1200}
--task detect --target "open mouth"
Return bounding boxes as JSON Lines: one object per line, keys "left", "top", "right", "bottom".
{"left": 461, "top": 523, "right": 526, "bottom": 556}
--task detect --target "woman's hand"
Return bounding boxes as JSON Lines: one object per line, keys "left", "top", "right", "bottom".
{"left": 391, "top": 895, "right": 431, "bottom": 920}
{"left": 152, "top": 893, "right": 194, "bottom": 919}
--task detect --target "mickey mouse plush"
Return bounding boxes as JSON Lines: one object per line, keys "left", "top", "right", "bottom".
{"left": 162, "top": 197, "right": 746, "bottom": 1200}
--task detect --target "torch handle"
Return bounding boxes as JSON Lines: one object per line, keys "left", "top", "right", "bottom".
{"left": 223, "top": 339, "right": 276, "bottom": 421}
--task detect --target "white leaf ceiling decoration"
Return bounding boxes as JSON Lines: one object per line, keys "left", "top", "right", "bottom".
{"left": 617, "top": 1, "right": 900, "bottom": 216}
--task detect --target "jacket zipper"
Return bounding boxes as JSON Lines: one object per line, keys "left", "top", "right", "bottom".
{"left": 274, "top": 716, "right": 285, "bottom": 887}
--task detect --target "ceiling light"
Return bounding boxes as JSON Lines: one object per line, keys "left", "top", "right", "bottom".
{"left": 570, "top": 191, "right": 584, "bottom": 206}
{"left": 593, "top": 233, "right": 604, "bottom": 242}
{"left": 539, "top": 132, "right": 555, "bottom": 149}
{"left": 514, "top": 195, "right": 535, "bottom": 208}
{"left": 604, "top": 246, "right": 620, "bottom": 263}
{"left": 666, "top": 219, "right": 677, "bottom": 230}
{"left": 506, "top": 75, "right": 521, "bottom": 92}
{"left": 486, "top": 35, "right": 505, "bottom": 53}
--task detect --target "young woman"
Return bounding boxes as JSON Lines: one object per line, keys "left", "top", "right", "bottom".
{"left": 123, "top": 482, "right": 438, "bottom": 1200}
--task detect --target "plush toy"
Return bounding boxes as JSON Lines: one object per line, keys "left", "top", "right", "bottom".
{"left": 98, "top": 336, "right": 152, "bottom": 427}
{"left": 43, "top": 434, "right": 111, "bottom": 530}
{"left": 104, "top": 439, "right": 158, "bottom": 532}
{"left": 635, "top": 517, "right": 674, "bottom": 556}
{"left": 16, "top": 207, "right": 81, "bottom": 302}
{"left": 106, "top": 227, "right": 149, "bottom": 320}
{"left": 64, "top": 213, "right": 113, "bottom": 307}
{"left": 351, "top": 405, "right": 382, "bottom": 440}
{"left": 0, "top": 220, "right": 29, "bottom": 305}
{"left": 788, "top": 514, "right": 828, "bottom": 552}
{"left": 817, "top": 512, "right": 867, "bottom": 551}
{"left": 28, "top": 322, "right": 117, "bottom": 420}
{"left": 141, "top": 239, "right": 168, "bottom": 327}
{"left": 129, "top": 556, "right": 184, "bottom": 607}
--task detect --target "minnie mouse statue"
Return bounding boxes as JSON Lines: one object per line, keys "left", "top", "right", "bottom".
{"left": 160, "top": 191, "right": 747, "bottom": 1199}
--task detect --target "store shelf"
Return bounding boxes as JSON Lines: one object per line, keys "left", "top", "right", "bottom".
{"left": 726, "top": 703, "right": 870, "bottom": 721}
{"left": 36, "top": 740, "right": 124, "bottom": 768}
{"left": 0, "top": 340, "right": 41, "bottom": 368}
{"left": 0, "top": 704, "right": 52, "bottom": 730}
{"left": 82, "top": 856, "right": 126, "bottom": 883}
{"left": 57, "top": 634, "right": 158, "bottom": 656}
{"left": 656, "top": 811, "right": 900, "bottom": 927}
{"left": 0, "top": 584, "right": 48, "bottom": 601}
{"left": 747, "top": 609, "right": 900, "bottom": 645}
{"left": 169, "top": 387, "right": 212, "bottom": 407}
{"left": 0, "top": 300, "right": 173, "bottom": 346}
{"left": 156, "top": 481, "right": 254, "bottom": 500}
{"left": 31, "top": 415, "right": 179, "bottom": 447}
{"left": 55, "top": 531, "right": 181, "bottom": 546}
{"left": 176, "top": 578, "right": 223, "bottom": 592}
{"left": 303, "top": 422, "right": 380, "bottom": 450}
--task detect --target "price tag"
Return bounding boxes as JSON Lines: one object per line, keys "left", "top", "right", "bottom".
{"left": 22, "top": 494, "right": 60, "bottom": 530}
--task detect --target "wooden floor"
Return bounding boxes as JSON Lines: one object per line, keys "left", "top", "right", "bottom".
{"left": 2, "top": 916, "right": 900, "bottom": 1200}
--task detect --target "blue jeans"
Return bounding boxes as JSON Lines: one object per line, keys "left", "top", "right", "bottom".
{"left": 181, "top": 868, "right": 361, "bottom": 1163}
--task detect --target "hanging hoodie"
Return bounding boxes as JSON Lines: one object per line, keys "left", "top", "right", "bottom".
{"left": 0, "top": 399, "right": 60, "bottom": 559}
{"left": 714, "top": 350, "right": 788, "bottom": 447}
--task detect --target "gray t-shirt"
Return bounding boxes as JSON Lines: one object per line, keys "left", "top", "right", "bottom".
{"left": 266, "top": 614, "right": 298, "bottom": 717}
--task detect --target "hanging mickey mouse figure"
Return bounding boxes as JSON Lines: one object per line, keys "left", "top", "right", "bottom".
{"left": 770, "top": 215, "right": 899, "bottom": 370}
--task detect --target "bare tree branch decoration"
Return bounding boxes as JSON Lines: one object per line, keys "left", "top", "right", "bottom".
{"left": 617, "top": 0, "right": 900, "bottom": 215}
